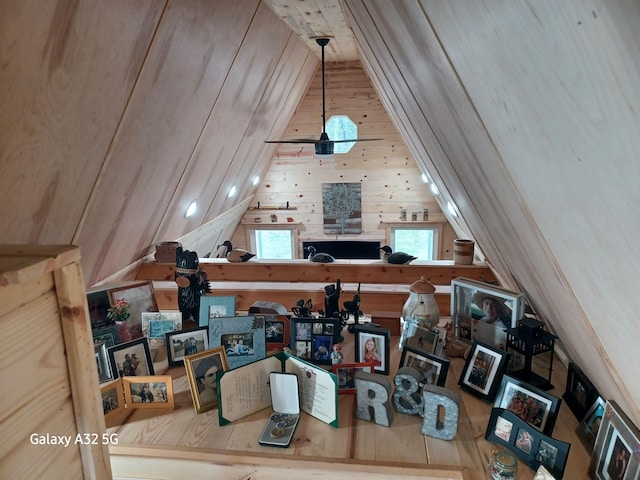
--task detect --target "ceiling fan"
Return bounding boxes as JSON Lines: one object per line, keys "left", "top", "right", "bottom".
{"left": 265, "top": 38, "right": 382, "bottom": 157}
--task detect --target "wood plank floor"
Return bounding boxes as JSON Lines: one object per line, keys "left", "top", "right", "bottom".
{"left": 107, "top": 319, "right": 591, "bottom": 479}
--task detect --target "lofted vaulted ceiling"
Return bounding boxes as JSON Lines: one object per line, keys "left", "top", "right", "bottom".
{"left": 1, "top": 0, "right": 639, "bottom": 428}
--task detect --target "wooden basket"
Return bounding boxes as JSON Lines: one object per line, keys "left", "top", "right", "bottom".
{"left": 154, "top": 241, "right": 182, "bottom": 263}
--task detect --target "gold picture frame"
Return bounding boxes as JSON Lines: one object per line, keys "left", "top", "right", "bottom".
{"left": 184, "top": 347, "right": 229, "bottom": 413}
{"left": 122, "top": 375, "right": 174, "bottom": 410}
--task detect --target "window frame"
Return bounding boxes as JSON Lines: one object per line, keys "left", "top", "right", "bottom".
{"left": 385, "top": 222, "right": 443, "bottom": 260}
{"left": 246, "top": 225, "right": 299, "bottom": 259}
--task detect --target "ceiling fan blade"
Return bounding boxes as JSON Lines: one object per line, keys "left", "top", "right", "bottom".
{"left": 331, "top": 138, "right": 384, "bottom": 143}
{"left": 264, "top": 139, "right": 318, "bottom": 144}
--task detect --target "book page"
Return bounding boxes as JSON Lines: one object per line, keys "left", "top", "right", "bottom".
{"left": 285, "top": 356, "right": 337, "bottom": 426}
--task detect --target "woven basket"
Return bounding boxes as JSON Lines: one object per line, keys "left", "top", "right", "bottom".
{"left": 154, "top": 241, "right": 182, "bottom": 263}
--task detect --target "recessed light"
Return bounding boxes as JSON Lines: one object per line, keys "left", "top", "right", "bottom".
{"left": 228, "top": 185, "right": 237, "bottom": 198}
{"left": 430, "top": 183, "right": 439, "bottom": 195}
{"left": 447, "top": 201, "right": 457, "bottom": 217}
{"left": 185, "top": 200, "right": 197, "bottom": 218}
{"left": 252, "top": 175, "right": 260, "bottom": 186}
{"left": 421, "top": 173, "right": 429, "bottom": 184}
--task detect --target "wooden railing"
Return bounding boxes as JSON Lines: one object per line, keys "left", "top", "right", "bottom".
{"left": 136, "top": 259, "right": 496, "bottom": 316}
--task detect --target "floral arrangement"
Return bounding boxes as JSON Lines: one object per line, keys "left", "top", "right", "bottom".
{"left": 107, "top": 299, "right": 130, "bottom": 323}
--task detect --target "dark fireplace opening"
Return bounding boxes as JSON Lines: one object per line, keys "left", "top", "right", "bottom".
{"left": 303, "top": 241, "right": 382, "bottom": 260}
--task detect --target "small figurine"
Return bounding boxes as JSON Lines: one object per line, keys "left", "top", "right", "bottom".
{"left": 331, "top": 344, "right": 344, "bottom": 365}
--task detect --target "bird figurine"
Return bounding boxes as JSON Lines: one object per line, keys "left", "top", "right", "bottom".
{"left": 217, "top": 240, "right": 255, "bottom": 262}
{"left": 307, "top": 245, "right": 335, "bottom": 263}
{"left": 378, "top": 245, "right": 417, "bottom": 264}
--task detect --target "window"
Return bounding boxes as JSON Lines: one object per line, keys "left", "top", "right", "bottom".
{"left": 391, "top": 227, "right": 439, "bottom": 260}
{"left": 326, "top": 115, "right": 356, "bottom": 153}
{"left": 249, "top": 228, "right": 295, "bottom": 259}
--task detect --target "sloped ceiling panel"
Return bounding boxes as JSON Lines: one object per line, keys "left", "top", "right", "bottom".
{"left": 345, "top": 0, "right": 640, "bottom": 425}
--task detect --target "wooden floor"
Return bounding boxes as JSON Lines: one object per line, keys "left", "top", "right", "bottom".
{"left": 107, "top": 320, "right": 591, "bottom": 480}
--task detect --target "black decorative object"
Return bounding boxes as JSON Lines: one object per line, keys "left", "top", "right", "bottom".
{"left": 175, "top": 248, "right": 211, "bottom": 326}
{"left": 323, "top": 279, "right": 341, "bottom": 318}
{"left": 505, "top": 318, "right": 557, "bottom": 391}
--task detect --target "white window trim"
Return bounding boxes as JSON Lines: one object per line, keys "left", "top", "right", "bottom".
{"left": 384, "top": 222, "right": 444, "bottom": 260}
{"left": 246, "top": 225, "right": 300, "bottom": 259}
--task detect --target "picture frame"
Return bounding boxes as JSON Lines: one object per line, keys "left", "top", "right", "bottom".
{"left": 92, "top": 325, "right": 119, "bottom": 348}
{"left": 87, "top": 289, "right": 112, "bottom": 330}
{"left": 332, "top": 362, "right": 375, "bottom": 394}
{"left": 576, "top": 396, "right": 606, "bottom": 452}
{"left": 165, "top": 326, "right": 209, "bottom": 367}
{"left": 450, "top": 277, "right": 525, "bottom": 350}
{"left": 353, "top": 324, "right": 391, "bottom": 375}
{"left": 184, "top": 346, "right": 229, "bottom": 413}
{"left": 208, "top": 315, "right": 266, "bottom": 369}
{"left": 94, "top": 341, "right": 113, "bottom": 384}
{"left": 589, "top": 400, "right": 640, "bottom": 480}
{"left": 100, "top": 379, "right": 125, "bottom": 421}
{"left": 141, "top": 311, "right": 182, "bottom": 346}
{"left": 289, "top": 317, "right": 342, "bottom": 366}
{"left": 122, "top": 375, "right": 174, "bottom": 409}
{"left": 458, "top": 340, "right": 510, "bottom": 402}
{"left": 265, "top": 314, "right": 291, "bottom": 352}
{"left": 563, "top": 362, "right": 599, "bottom": 421}
{"left": 107, "top": 337, "right": 154, "bottom": 379}
{"left": 494, "top": 375, "right": 562, "bottom": 435}
{"left": 486, "top": 408, "right": 571, "bottom": 479}
{"left": 108, "top": 281, "right": 159, "bottom": 340}
{"left": 399, "top": 345, "right": 450, "bottom": 387}
{"left": 405, "top": 325, "right": 440, "bottom": 355}
{"left": 198, "top": 295, "right": 236, "bottom": 327}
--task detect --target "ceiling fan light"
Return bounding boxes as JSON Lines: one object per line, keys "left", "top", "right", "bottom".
{"left": 315, "top": 142, "right": 334, "bottom": 158}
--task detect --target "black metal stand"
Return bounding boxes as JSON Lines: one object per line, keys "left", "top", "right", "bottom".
{"left": 506, "top": 319, "right": 557, "bottom": 391}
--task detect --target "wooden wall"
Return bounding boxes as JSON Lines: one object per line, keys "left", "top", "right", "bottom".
{"left": 230, "top": 61, "right": 457, "bottom": 258}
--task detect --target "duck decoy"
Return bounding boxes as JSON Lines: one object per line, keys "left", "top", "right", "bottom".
{"left": 307, "top": 245, "right": 335, "bottom": 263}
{"left": 378, "top": 245, "right": 417, "bottom": 265}
{"left": 217, "top": 240, "right": 255, "bottom": 263}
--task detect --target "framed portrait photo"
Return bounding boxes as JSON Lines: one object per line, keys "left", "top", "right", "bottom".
{"left": 107, "top": 337, "right": 154, "bottom": 379}
{"left": 576, "top": 396, "right": 606, "bottom": 452}
{"left": 265, "top": 314, "right": 290, "bottom": 352}
{"left": 100, "top": 379, "right": 125, "bottom": 421}
{"left": 108, "top": 281, "right": 159, "bottom": 340}
{"left": 289, "top": 317, "right": 341, "bottom": 366}
{"left": 450, "top": 277, "right": 525, "bottom": 350}
{"left": 332, "top": 362, "right": 375, "bottom": 394}
{"left": 563, "top": 362, "right": 599, "bottom": 421}
{"left": 165, "top": 326, "right": 209, "bottom": 367}
{"left": 141, "top": 311, "right": 182, "bottom": 347}
{"left": 199, "top": 295, "right": 236, "bottom": 327}
{"left": 123, "top": 375, "right": 174, "bottom": 410}
{"left": 494, "top": 375, "right": 562, "bottom": 436}
{"left": 399, "top": 345, "right": 450, "bottom": 387}
{"left": 209, "top": 315, "right": 266, "bottom": 369}
{"left": 589, "top": 400, "right": 640, "bottom": 480}
{"left": 353, "top": 325, "right": 391, "bottom": 375}
{"left": 458, "top": 340, "right": 509, "bottom": 401}
{"left": 184, "top": 347, "right": 229, "bottom": 413}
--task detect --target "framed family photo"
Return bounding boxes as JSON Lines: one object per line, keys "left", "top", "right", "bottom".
{"left": 450, "top": 277, "right": 525, "bottom": 350}
{"left": 289, "top": 317, "right": 341, "bottom": 366}
{"left": 494, "top": 375, "right": 562, "bottom": 435}
{"left": 589, "top": 400, "right": 640, "bottom": 480}
{"left": 141, "top": 311, "right": 182, "bottom": 347}
{"left": 458, "top": 340, "right": 509, "bottom": 401}
{"left": 123, "top": 375, "right": 174, "bottom": 409}
{"left": 184, "top": 347, "right": 229, "bottom": 413}
{"left": 265, "top": 314, "right": 290, "bottom": 352}
{"left": 353, "top": 325, "right": 391, "bottom": 375}
{"left": 165, "top": 326, "right": 209, "bottom": 367}
{"left": 107, "top": 337, "right": 154, "bottom": 379}
{"left": 199, "top": 295, "right": 236, "bottom": 327}
{"left": 209, "top": 315, "right": 266, "bottom": 369}
{"left": 399, "top": 345, "right": 450, "bottom": 387}
{"left": 332, "top": 362, "right": 375, "bottom": 394}
{"left": 100, "top": 379, "right": 125, "bottom": 421}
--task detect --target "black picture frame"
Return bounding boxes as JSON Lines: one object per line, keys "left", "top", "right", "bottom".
{"left": 589, "top": 400, "right": 640, "bottom": 480}
{"left": 494, "top": 375, "right": 562, "bottom": 436}
{"left": 93, "top": 325, "right": 119, "bottom": 348}
{"left": 458, "top": 340, "right": 510, "bottom": 402}
{"left": 399, "top": 345, "right": 450, "bottom": 387}
{"left": 165, "top": 326, "right": 209, "bottom": 367}
{"left": 352, "top": 324, "right": 391, "bottom": 375}
{"left": 265, "top": 314, "right": 291, "bottom": 352}
{"left": 405, "top": 325, "right": 439, "bottom": 355}
{"left": 107, "top": 337, "right": 154, "bottom": 379}
{"left": 563, "top": 362, "right": 599, "bottom": 421}
{"left": 486, "top": 408, "right": 571, "bottom": 479}
{"left": 576, "top": 396, "right": 605, "bottom": 452}
{"left": 289, "top": 317, "right": 341, "bottom": 366}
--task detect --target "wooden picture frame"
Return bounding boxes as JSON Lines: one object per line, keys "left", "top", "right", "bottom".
{"left": 332, "top": 362, "right": 375, "bottom": 394}
{"left": 141, "top": 311, "right": 182, "bottom": 347}
{"left": 494, "top": 375, "right": 562, "bottom": 436}
{"left": 123, "top": 375, "right": 174, "bottom": 409}
{"left": 165, "top": 326, "right": 209, "bottom": 367}
{"left": 265, "top": 314, "right": 290, "bottom": 352}
{"left": 107, "top": 337, "right": 154, "bottom": 379}
{"left": 100, "top": 379, "right": 125, "bottom": 421}
{"left": 450, "top": 277, "right": 525, "bottom": 350}
{"left": 184, "top": 346, "right": 229, "bottom": 413}
{"left": 208, "top": 315, "right": 266, "bottom": 369}
{"left": 563, "top": 362, "right": 599, "bottom": 421}
{"left": 576, "top": 396, "right": 606, "bottom": 452}
{"left": 399, "top": 345, "right": 450, "bottom": 387}
{"left": 198, "top": 295, "right": 236, "bottom": 327}
{"left": 486, "top": 408, "right": 571, "bottom": 479}
{"left": 589, "top": 400, "right": 640, "bottom": 480}
{"left": 94, "top": 341, "right": 113, "bottom": 384}
{"left": 353, "top": 324, "right": 391, "bottom": 375}
{"left": 458, "top": 340, "right": 509, "bottom": 401}
{"left": 289, "top": 317, "right": 342, "bottom": 366}
{"left": 108, "top": 281, "right": 159, "bottom": 341}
